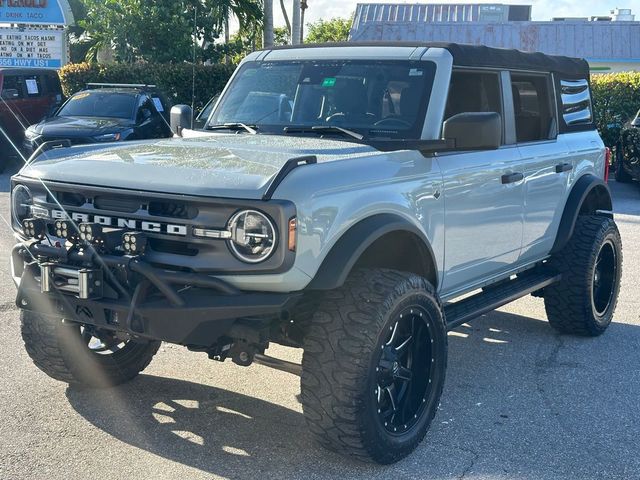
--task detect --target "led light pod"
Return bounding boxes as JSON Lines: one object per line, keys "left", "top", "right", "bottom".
{"left": 122, "top": 232, "right": 147, "bottom": 255}
{"left": 21, "top": 218, "right": 47, "bottom": 240}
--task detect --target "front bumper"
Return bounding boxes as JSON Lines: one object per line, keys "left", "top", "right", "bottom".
{"left": 13, "top": 244, "right": 299, "bottom": 347}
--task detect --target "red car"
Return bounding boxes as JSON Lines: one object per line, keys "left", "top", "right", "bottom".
{"left": 0, "top": 68, "right": 64, "bottom": 163}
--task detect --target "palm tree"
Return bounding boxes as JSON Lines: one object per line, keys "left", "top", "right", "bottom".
{"left": 280, "top": 0, "right": 291, "bottom": 39}
{"left": 210, "top": 0, "right": 263, "bottom": 42}
{"left": 263, "top": 0, "right": 274, "bottom": 47}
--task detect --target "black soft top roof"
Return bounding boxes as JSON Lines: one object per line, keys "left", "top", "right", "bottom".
{"left": 266, "top": 41, "right": 589, "bottom": 78}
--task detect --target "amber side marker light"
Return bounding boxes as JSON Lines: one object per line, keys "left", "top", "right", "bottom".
{"left": 288, "top": 217, "right": 297, "bottom": 252}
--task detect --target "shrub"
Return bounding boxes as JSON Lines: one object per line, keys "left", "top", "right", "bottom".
{"left": 591, "top": 72, "right": 640, "bottom": 148}
{"left": 58, "top": 62, "right": 235, "bottom": 112}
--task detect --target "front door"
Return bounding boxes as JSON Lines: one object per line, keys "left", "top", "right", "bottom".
{"left": 439, "top": 69, "right": 524, "bottom": 295}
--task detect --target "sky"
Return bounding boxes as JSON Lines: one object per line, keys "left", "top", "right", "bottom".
{"left": 271, "top": 1, "right": 637, "bottom": 28}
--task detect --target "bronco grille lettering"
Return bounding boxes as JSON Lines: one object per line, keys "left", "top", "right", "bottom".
{"left": 50, "top": 209, "right": 188, "bottom": 236}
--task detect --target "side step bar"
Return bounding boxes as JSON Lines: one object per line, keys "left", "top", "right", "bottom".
{"left": 444, "top": 272, "right": 561, "bottom": 331}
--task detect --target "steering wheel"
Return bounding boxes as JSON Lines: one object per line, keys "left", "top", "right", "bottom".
{"left": 373, "top": 117, "right": 412, "bottom": 128}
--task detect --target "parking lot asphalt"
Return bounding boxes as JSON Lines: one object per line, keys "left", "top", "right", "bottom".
{"left": 0, "top": 169, "right": 639, "bottom": 480}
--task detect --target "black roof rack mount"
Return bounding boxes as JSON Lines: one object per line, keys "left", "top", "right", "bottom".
{"left": 86, "top": 83, "right": 157, "bottom": 90}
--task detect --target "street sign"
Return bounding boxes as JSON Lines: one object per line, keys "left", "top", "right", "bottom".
{"left": 0, "top": 0, "right": 74, "bottom": 27}
{"left": 0, "top": 28, "right": 65, "bottom": 68}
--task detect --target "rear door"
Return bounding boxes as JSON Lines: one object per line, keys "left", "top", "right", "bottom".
{"left": 439, "top": 69, "right": 525, "bottom": 295}
{"left": 511, "top": 72, "right": 570, "bottom": 263}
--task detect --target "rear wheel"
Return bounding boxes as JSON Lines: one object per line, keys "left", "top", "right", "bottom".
{"left": 21, "top": 310, "right": 161, "bottom": 387}
{"left": 544, "top": 215, "right": 622, "bottom": 336}
{"left": 301, "top": 269, "right": 447, "bottom": 464}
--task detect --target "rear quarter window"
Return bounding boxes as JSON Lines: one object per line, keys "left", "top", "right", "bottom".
{"left": 559, "top": 79, "right": 593, "bottom": 126}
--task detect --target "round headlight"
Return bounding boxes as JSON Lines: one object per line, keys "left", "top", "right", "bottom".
{"left": 227, "top": 210, "right": 277, "bottom": 263}
{"left": 12, "top": 184, "right": 33, "bottom": 227}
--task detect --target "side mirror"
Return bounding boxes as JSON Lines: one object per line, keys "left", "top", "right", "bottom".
{"left": 443, "top": 112, "right": 502, "bottom": 150}
{"left": 170, "top": 104, "right": 193, "bottom": 137}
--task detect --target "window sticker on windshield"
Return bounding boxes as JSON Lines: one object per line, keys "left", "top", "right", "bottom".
{"left": 25, "top": 79, "right": 39, "bottom": 94}
{"left": 322, "top": 77, "right": 337, "bottom": 87}
{"left": 72, "top": 93, "right": 90, "bottom": 100}
{"left": 152, "top": 97, "right": 164, "bottom": 112}
{"left": 409, "top": 69, "right": 424, "bottom": 77}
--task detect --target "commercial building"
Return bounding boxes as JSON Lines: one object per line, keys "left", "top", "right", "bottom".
{"left": 349, "top": 4, "right": 640, "bottom": 73}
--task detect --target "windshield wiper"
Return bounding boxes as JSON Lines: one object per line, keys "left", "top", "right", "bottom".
{"left": 206, "top": 122, "right": 257, "bottom": 134}
{"left": 284, "top": 125, "right": 364, "bottom": 141}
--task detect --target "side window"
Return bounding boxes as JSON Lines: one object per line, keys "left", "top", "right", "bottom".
{"left": 23, "top": 75, "right": 43, "bottom": 97}
{"left": 445, "top": 71, "right": 503, "bottom": 118}
{"left": 559, "top": 79, "right": 593, "bottom": 127}
{"left": 137, "top": 96, "right": 155, "bottom": 123}
{"left": 511, "top": 74, "right": 556, "bottom": 143}
{"left": 445, "top": 70, "right": 503, "bottom": 143}
{"left": 1, "top": 75, "right": 23, "bottom": 100}
{"left": 44, "top": 74, "right": 64, "bottom": 102}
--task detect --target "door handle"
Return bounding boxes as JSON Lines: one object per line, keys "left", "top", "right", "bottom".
{"left": 501, "top": 172, "right": 524, "bottom": 184}
{"left": 555, "top": 163, "right": 573, "bottom": 173}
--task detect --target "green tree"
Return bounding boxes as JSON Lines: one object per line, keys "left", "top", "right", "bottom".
{"left": 305, "top": 16, "right": 352, "bottom": 43}
{"left": 80, "top": 0, "right": 262, "bottom": 64}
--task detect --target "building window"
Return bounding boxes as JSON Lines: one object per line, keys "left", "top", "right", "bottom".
{"left": 511, "top": 74, "right": 556, "bottom": 143}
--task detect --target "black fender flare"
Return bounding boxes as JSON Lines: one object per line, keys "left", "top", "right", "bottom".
{"left": 550, "top": 174, "right": 613, "bottom": 255}
{"left": 306, "top": 213, "right": 438, "bottom": 290}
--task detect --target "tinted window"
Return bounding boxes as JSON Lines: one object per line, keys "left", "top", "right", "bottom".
{"left": 445, "top": 71, "right": 503, "bottom": 143}
{"left": 43, "top": 73, "right": 63, "bottom": 97}
{"left": 57, "top": 91, "right": 137, "bottom": 119}
{"left": 210, "top": 60, "right": 436, "bottom": 139}
{"left": 136, "top": 97, "right": 155, "bottom": 123}
{"left": 511, "top": 74, "right": 556, "bottom": 143}
{"left": 445, "top": 71, "right": 502, "bottom": 118}
{"left": 1, "top": 75, "right": 23, "bottom": 99}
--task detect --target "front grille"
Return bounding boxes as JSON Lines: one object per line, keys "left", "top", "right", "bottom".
{"left": 149, "top": 201, "right": 198, "bottom": 219}
{"left": 149, "top": 238, "right": 198, "bottom": 256}
{"left": 22, "top": 179, "right": 295, "bottom": 274}
{"left": 94, "top": 196, "right": 140, "bottom": 213}
{"left": 54, "top": 191, "right": 86, "bottom": 207}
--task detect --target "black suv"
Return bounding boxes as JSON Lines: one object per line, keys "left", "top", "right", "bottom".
{"left": 23, "top": 83, "right": 173, "bottom": 154}
{"left": 615, "top": 110, "right": 640, "bottom": 184}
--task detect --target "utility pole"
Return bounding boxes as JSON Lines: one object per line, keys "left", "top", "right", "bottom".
{"left": 264, "top": 0, "right": 274, "bottom": 47}
{"left": 300, "top": 0, "right": 308, "bottom": 43}
{"left": 291, "top": 0, "right": 301, "bottom": 45}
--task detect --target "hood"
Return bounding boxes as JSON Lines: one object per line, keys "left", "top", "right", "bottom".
{"left": 19, "top": 134, "right": 379, "bottom": 200}
{"left": 32, "top": 116, "right": 133, "bottom": 138}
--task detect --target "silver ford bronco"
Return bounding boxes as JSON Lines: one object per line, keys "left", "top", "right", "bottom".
{"left": 11, "top": 43, "right": 622, "bottom": 464}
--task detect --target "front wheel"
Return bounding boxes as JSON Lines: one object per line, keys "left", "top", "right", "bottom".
{"left": 301, "top": 269, "right": 447, "bottom": 464}
{"left": 21, "top": 311, "right": 161, "bottom": 388}
{"left": 544, "top": 215, "right": 622, "bottom": 336}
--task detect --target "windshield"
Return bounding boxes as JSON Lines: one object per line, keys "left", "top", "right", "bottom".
{"left": 209, "top": 60, "right": 436, "bottom": 139}
{"left": 57, "top": 91, "right": 137, "bottom": 119}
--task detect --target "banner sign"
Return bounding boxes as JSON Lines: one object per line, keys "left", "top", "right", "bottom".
{"left": 0, "top": 0, "right": 74, "bottom": 27}
{"left": 0, "top": 28, "right": 65, "bottom": 68}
